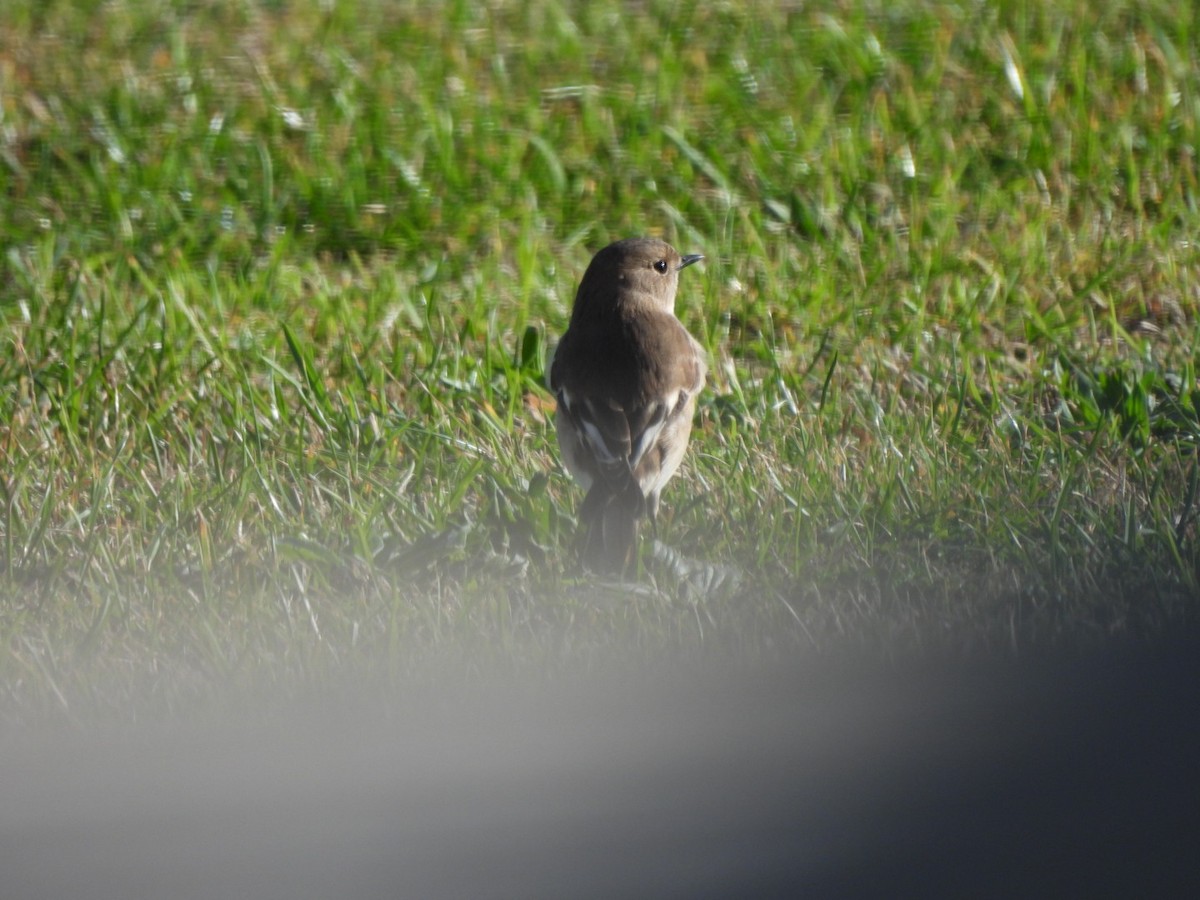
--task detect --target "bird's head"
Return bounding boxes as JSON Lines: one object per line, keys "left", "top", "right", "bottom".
{"left": 573, "top": 237, "right": 703, "bottom": 318}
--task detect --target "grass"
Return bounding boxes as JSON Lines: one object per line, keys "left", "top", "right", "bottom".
{"left": 1, "top": 0, "right": 1198, "bottom": 721}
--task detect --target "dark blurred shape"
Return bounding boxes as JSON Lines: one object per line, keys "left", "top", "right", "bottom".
{"left": 2, "top": 632, "right": 1198, "bottom": 899}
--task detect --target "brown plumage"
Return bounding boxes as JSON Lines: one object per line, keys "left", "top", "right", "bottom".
{"left": 548, "top": 237, "right": 706, "bottom": 574}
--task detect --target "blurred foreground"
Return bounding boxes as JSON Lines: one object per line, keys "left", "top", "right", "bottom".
{"left": 4, "top": 630, "right": 1198, "bottom": 899}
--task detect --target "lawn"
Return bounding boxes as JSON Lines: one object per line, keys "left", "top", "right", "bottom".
{"left": 1, "top": 0, "right": 1198, "bottom": 721}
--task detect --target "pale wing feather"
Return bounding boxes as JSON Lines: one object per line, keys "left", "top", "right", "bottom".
{"left": 628, "top": 401, "right": 669, "bottom": 470}
{"left": 580, "top": 416, "right": 622, "bottom": 465}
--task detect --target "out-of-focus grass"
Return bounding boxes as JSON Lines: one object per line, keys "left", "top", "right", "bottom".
{"left": 1, "top": 0, "right": 1198, "bottom": 720}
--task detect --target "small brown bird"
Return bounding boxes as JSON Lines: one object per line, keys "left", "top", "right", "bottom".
{"left": 548, "top": 237, "right": 706, "bottom": 573}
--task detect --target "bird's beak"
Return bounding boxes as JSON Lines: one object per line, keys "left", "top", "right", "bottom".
{"left": 677, "top": 254, "right": 704, "bottom": 270}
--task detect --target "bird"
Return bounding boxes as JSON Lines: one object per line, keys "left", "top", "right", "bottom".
{"left": 548, "top": 237, "right": 706, "bottom": 574}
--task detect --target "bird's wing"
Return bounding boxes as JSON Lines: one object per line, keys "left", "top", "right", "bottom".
{"left": 557, "top": 387, "right": 633, "bottom": 473}
{"left": 627, "top": 398, "right": 671, "bottom": 471}
{"left": 626, "top": 327, "right": 705, "bottom": 467}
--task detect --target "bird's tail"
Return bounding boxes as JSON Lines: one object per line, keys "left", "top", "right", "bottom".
{"left": 578, "top": 476, "right": 646, "bottom": 575}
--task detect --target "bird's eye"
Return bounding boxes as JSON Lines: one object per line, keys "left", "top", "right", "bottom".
{"left": 653, "top": 259, "right": 669, "bottom": 273}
